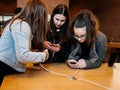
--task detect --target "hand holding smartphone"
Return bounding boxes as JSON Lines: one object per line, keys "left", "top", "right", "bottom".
{"left": 50, "top": 43, "right": 61, "bottom": 52}
{"left": 70, "top": 62, "right": 77, "bottom": 64}
{"left": 67, "top": 60, "right": 77, "bottom": 64}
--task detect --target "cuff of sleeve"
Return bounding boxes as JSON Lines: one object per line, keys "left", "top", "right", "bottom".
{"left": 40, "top": 52, "right": 46, "bottom": 62}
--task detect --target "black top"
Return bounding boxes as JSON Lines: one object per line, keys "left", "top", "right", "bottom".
{"left": 80, "top": 42, "right": 90, "bottom": 60}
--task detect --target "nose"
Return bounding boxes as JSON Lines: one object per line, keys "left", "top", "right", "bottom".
{"left": 77, "top": 38, "right": 83, "bottom": 42}
{"left": 57, "top": 21, "right": 61, "bottom": 25}
{"left": 78, "top": 38, "right": 82, "bottom": 41}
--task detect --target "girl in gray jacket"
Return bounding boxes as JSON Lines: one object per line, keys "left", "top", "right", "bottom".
{"left": 66, "top": 9, "right": 107, "bottom": 69}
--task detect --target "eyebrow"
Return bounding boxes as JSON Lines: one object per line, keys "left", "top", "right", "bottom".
{"left": 55, "top": 17, "right": 65, "bottom": 21}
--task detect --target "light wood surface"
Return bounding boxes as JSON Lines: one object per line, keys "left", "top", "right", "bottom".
{"left": 107, "top": 42, "right": 120, "bottom": 48}
{"left": 1, "top": 63, "right": 120, "bottom": 90}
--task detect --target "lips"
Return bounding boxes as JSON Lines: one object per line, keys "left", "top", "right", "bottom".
{"left": 56, "top": 25, "right": 61, "bottom": 28}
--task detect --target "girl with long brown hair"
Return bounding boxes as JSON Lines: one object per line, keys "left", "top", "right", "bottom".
{"left": 0, "top": 0, "right": 49, "bottom": 86}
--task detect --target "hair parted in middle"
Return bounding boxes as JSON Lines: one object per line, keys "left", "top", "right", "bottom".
{"left": 68, "top": 9, "right": 99, "bottom": 45}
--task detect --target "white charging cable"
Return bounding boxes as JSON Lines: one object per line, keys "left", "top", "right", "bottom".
{"left": 39, "top": 64, "right": 111, "bottom": 90}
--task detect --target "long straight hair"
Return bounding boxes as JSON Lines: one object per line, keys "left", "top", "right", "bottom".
{"left": 50, "top": 4, "right": 70, "bottom": 41}
{"left": 9, "top": 0, "right": 48, "bottom": 51}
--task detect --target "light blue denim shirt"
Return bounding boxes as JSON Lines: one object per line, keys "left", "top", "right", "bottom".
{"left": 0, "top": 20, "right": 46, "bottom": 72}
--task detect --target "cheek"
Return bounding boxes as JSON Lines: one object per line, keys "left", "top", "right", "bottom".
{"left": 53, "top": 19, "right": 57, "bottom": 24}
{"left": 61, "top": 21, "right": 65, "bottom": 26}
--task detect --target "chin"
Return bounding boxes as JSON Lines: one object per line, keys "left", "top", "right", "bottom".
{"left": 79, "top": 41, "right": 84, "bottom": 43}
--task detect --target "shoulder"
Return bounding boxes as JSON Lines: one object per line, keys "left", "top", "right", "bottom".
{"left": 12, "top": 19, "right": 29, "bottom": 27}
{"left": 11, "top": 19, "right": 30, "bottom": 31}
{"left": 10, "top": 19, "right": 31, "bottom": 36}
{"left": 95, "top": 31, "right": 107, "bottom": 46}
{"left": 96, "top": 31, "right": 107, "bottom": 41}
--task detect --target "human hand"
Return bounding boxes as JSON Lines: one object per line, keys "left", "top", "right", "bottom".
{"left": 44, "top": 49, "right": 49, "bottom": 60}
{"left": 50, "top": 44, "right": 61, "bottom": 52}
{"left": 67, "top": 59, "right": 78, "bottom": 68}
{"left": 67, "top": 59, "right": 86, "bottom": 69}
{"left": 44, "top": 41, "right": 52, "bottom": 50}
{"left": 44, "top": 41, "right": 61, "bottom": 52}
{"left": 76, "top": 59, "right": 86, "bottom": 68}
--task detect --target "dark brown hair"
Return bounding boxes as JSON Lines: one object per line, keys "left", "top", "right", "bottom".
{"left": 50, "top": 4, "right": 70, "bottom": 42}
{"left": 10, "top": 0, "right": 48, "bottom": 51}
{"left": 68, "top": 9, "right": 99, "bottom": 45}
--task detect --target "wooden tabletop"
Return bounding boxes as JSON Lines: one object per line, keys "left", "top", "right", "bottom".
{"left": 1, "top": 63, "right": 120, "bottom": 90}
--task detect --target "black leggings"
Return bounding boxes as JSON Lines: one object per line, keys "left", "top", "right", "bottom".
{"left": 0, "top": 61, "right": 21, "bottom": 86}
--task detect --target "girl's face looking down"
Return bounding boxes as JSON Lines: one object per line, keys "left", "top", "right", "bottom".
{"left": 53, "top": 14, "right": 66, "bottom": 28}
{"left": 73, "top": 26, "right": 87, "bottom": 43}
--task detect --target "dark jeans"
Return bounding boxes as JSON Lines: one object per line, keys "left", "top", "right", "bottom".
{"left": 0, "top": 61, "right": 21, "bottom": 86}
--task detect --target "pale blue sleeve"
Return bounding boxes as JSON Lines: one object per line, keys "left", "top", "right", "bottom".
{"left": 11, "top": 21, "right": 46, "bottom": 63}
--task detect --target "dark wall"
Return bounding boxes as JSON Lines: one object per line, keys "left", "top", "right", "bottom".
{"left": 1, "top": 0, "right": 120, "bottom": 42}
{"left": 17, "top": 0, "right": 69, "bottom": 14}
{"left": 69, "top": 0, "right": 120, "bottom": 42}
{"left": 0, "top": 0, "right": 16, "bottom": 14}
